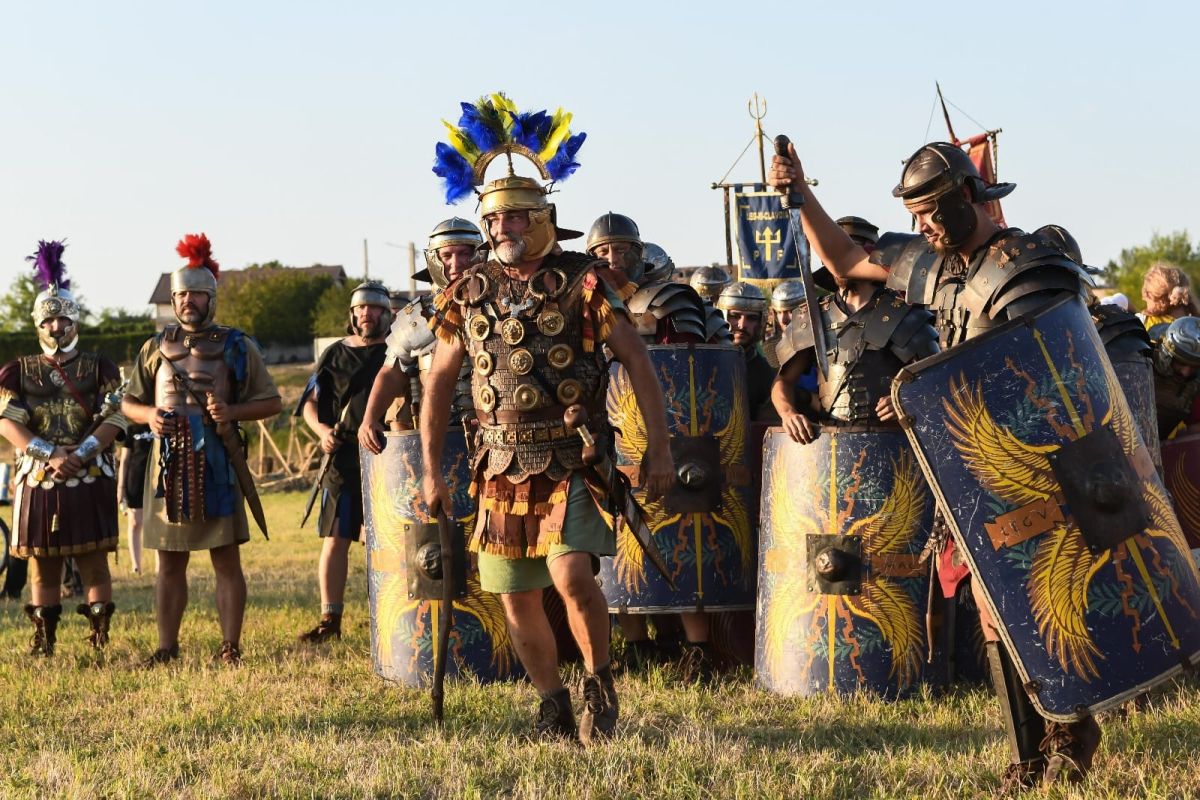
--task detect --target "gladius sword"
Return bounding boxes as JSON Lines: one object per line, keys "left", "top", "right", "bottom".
{"left": 774, "top": 134, "right": 829, "bottom": 379}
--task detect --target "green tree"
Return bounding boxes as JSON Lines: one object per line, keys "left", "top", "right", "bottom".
{"left": 0, "top": 273, "right": 40, "bottom": 332}
{"left": 216, "top": 265, "right": 334, "bottom": 345}
{"left": 1103, "top": 230, "right": 1200, "bottom": 309}
{"left": 310, "top": 276, "right": 365, "bottom": 337}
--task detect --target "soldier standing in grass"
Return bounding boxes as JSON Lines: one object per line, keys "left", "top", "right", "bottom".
{"left": 771, "top": 141, "right": 1098, "bottom": 789}
{"left": 122, "top": 234, "right": 282, "bottom": 666}
{"left": 0, "top": 240, "right": 129, "bottom": 656}
{"left": 422, "top": 95, "right": 675, "bottom": 742}
{"left": 294, "top": 281, "right": 391, "bottom": 643}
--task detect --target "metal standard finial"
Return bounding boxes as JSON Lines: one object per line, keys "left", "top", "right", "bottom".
{"left": 748, "top": 93, "right": 768, "bottom": 184}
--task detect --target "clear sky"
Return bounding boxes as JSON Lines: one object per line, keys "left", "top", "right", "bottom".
{"left": 2, "top": 1, "right": 1196, "bottom": 314}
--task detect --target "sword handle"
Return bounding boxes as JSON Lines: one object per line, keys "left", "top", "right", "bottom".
{"left": 773, "top": 135, "right": 805, "bottom": 210}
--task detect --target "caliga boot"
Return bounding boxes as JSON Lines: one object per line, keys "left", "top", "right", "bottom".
{"left": 215, "top": 640, "right": 243, "bottom": 667}
{"left": 77, "top": 601, "right": 116, "bottom": 649}
{"left": 142, "top": 644, "right": 181, "bottom": 668}
{"left": 986, "top": 642, "right": 1047, "bottom": 792}
{"left": 679, "top": 641, "right": 716, "bottom": 684}
{"left": 533, "top": 687, "right": 577, "bottom": 741}
{"left": 1041, "top": 715, "right": 1102, "bottom": 786}
{"left": 579, "top": 664, "right": 619, "bottom": 745}
{"left": 298, "top": 613, "right": 342, "bottom": 643}
{"left": 24, "top": 604, "right": 62, "bottom": 657}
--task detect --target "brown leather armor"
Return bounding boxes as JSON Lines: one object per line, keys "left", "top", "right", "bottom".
{"left": 458, "top": 252, "right": 607, "bottom": 484}
{"left": 155, "top": 325, "right": 234, "bottom": 411}
{"left": 18, "top": 353, "right": 100, "bottom": 445}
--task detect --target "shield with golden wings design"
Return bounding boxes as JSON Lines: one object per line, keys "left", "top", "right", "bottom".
{"left": 1161, "top": 433, "right": 1200, "bottom": 550}
{"left": 361, "top": 430, "right": 520, "bottom": 686}
{"left": 754, "top": 427, "right": 936, "bottom": 698}
{"left": 598, "top": 344, "right": 757, "bottom": 613}
{"left": 893, "top": 295, "right": 1200, "bottom": 721}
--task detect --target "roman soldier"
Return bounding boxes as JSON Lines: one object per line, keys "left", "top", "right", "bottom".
{"left": 121, "top": 234, "right": 282, "bottom": 666}
{"left": 772, "top": 267, "right": 939, "bottom": 442}
{"left": 586, "top": 214, "right": 733, "bottom": 675}
{"left": 763, "top": 280, "right": 806, "bottom": 368}
{"left": 422, "top": 94, "right": 674, "bottom": 742}
{"left": 771, "top": 141, "right": 1102, "bottom": 789}
{"left": 715, "top": 282, "right": 778, "bottom": 421}
{"left": 359, "top": 218, "right": 482, "bottom": 454}
{"left": 0, "top": 241, "right": 128, "bottom": 656}
{"left": 295, "top": 280, "right": 391, "bottom": 642}
{"left": 1152, "top": 316, "right": 1200, "bottom": 441}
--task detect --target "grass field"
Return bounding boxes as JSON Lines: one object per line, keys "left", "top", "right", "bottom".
{"left": 1, "top": 491, "right": 1199, "bottom": 799}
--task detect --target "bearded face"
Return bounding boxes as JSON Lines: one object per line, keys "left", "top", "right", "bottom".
{"left": 174, "top": 291, "right": 212, "bottom": 327}
{"left": 351, "top": 304, "right": 385, "bottom": 340}
{"left": 487, "top": 210, "right": 533, "bottom": 266}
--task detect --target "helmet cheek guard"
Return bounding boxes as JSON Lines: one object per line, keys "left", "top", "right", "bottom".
{"left": 931, "top": 186, "right": 978, "bottom": 248}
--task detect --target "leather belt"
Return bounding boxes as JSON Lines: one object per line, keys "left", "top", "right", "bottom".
{"left": 479, "top": 422, "right": 577, "bottom": 447}
{"left": 484, "top": 406, "right": 568, "bottom": 424}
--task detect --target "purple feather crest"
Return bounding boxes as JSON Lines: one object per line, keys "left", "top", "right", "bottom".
{"left": 26, "top": 239, "right": 69, "bottom": 292}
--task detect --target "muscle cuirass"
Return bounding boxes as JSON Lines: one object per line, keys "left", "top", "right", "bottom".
{"left": 155, "top": 325, "right": 233, "bottom": 412}
{"left": 458, "top": 253, "right": 608, "bottom": 484}
{"left": 1154, "top": 367, "right": 1200, "bottom": 439}
{"left": 18, "top": 353, "right": 100, "bottom": 444}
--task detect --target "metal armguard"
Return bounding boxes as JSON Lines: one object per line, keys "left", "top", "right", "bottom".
{"left": 74, "top": 435, "right": 102, "bottom": 463}
{"left": 25, "top": 437, "right": 54, "bottom": 461}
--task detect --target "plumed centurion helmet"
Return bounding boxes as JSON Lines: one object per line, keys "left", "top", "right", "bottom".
{"left": 171, "top": 233, "right": 220, "bottom": 331}
{"left": 893, "top": 142, "right": 1015, "bottom": 249}
{"left": 419, "top": 217, "right": 484, "bottom": 289}
{"left": 28, "top": 240, "right": 81, "bottom": 356}
{"left": 432, "top": 92, "right": 587, "bottom": 266}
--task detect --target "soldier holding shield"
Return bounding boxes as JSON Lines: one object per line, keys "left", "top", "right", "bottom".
{"left": 771, "top": 143, "right": 1105, "bottom": 788}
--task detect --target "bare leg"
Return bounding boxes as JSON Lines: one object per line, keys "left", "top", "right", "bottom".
{"left": 681, "top": 611, "right": 709, "bottom": 642}
{"left": 318, "top": 534, "right": 352, "bottom": 606}
{"left": 501, "top": 588, "right": 562, "bottom": 693}
{"left": 127, "top": 509, "right": 144, "bottom": 574}
{"left": 209, "top": 543, "right": 247, "bottom": 645}
{"left": 30, "top": 555, "right": 63, "bottom": 607}
{"left": 155, "top": 550, "right": 190, "bottom": 649}
{"left": 549, "top": 552, "right": 610, "bottom": 672}
{"left": 617, "top": 613, "right": 649, "bottom": 641}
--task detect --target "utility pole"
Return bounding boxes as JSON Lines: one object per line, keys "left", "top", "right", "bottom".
{"left": 408, "top": 243, "right": 417, "bottom": 293}
{"left": 363, "top": 239, "right": 370, "bottom": 279}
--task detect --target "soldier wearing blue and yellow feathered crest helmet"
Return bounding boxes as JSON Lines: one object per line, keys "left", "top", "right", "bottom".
{"left": 416, "top": 93, "right": 676, "bottom": 742}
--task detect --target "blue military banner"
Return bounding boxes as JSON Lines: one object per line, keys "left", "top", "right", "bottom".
{"left": 734, "top": 183, "right": 808, "bottom": 282}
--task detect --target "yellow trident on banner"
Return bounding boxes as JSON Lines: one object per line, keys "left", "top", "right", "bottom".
{"left": 756, "top": 226, "right": 782, "bottom": 262}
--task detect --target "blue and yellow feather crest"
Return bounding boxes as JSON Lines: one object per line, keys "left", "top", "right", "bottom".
{"left": 433, "top": 92, "right": 587, "bottom": 204}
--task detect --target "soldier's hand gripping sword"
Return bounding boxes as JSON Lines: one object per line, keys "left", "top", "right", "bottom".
{"left": 301, "top": 400, "right": 353, "bottom": 528}
{"left": 564, "top": 404, "right": 677, "bottom": 590}
{"left": 774, "top": 134, "right": 829, "bottom": 379}
{"left": 431, "top": 505, "right": 455, "bottom": 727}
{"left": 161, "top": 356, "right": 269, "bottom": 538}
